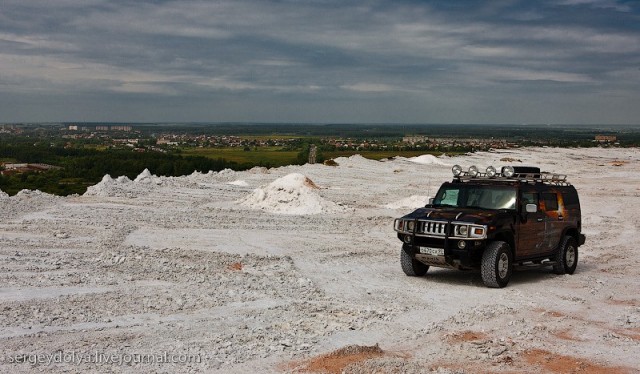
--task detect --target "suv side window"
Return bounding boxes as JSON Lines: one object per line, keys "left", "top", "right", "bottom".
{"left": 522, "top": 191, "right": 538, "bottom": 208}
{"left": 562, "top": 190, "right": 579, "bottom": 207}
{"left": 541, "top": 192, "right": 559, "bottom": 211}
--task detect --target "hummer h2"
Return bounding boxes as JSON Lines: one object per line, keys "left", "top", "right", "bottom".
{"left": 393, "top": 165, "right": 586, "bottom": 288}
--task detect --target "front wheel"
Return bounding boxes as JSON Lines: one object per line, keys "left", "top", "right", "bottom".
{"left": 553, "top": 236, "right": 578, "bottom": 275}
{"left": 481, "top": 241, "right": 513, "bottom": 288}
{"left": 400, "top": 247, "right": 429, "bottom": 276}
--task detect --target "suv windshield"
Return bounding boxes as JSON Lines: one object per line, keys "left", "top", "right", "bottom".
{"left": 433, "top": 185, "right": 517, "bottom": 210}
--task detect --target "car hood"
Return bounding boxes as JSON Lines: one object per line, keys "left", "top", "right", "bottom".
{"left": 401, "top": 207, "right": 504, "bottom": 225}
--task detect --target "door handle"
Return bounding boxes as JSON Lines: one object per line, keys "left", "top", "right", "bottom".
{"left": 537, "top": 218, "right": 544, "bottom": 222}
{"left": 558, "top": 215, "right": 564, "bottom": 220}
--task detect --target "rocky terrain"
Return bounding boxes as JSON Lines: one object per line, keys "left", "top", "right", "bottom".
{"left": 0, "top": 147, "right": 639, "bottom": 373}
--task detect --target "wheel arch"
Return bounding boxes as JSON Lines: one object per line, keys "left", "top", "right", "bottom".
{"left": 492, "top": 230, "right": 515, "bottom": 255}
{"left": 562, "top": 227, "right": 580, "bottom": 245}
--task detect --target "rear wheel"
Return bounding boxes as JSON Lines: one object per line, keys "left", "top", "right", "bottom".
{"left": 481, "top": 241, "right": 513, "bottom": 288}
{"left": 553, "top": 236, "right": 578, "bottom": 275}
{"left": 400, "top": 247, "right": 428, "bottom": 276}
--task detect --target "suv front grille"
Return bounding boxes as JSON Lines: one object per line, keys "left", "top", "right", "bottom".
{"left": 417, "top": 220, "right": 448, "bottom": 237}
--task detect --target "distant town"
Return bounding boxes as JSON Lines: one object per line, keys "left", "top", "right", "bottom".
{"left": 0, "top": 122, "right": 626, "bottom": 153}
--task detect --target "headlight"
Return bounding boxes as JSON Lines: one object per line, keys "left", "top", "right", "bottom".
{"left": 455, "top": 225, "right": 469, "bottom": 237}
{"left": 406, "top": 221, "right": 415, "bottom": 231}
{"left": 395, "top": 219, "right": 415, "bottom": 232}
{"left": 394, "top": 219, "right": 403, "bottom": 231}
{"left": 454, "top": 224, "right": 486, "bottom": 239}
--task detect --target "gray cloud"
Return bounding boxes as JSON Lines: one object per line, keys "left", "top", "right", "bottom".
{"left": 1, "top": 0, "right": 639, "bottom": 124}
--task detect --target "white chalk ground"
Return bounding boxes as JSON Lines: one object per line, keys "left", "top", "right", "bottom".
{"left": 0, "top": 147, "right": 639, "bottom": 373}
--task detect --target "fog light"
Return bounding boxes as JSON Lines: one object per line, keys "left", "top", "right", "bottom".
{"left": 457, "top": 240, "right": 467, "bottom": 249}
{"left": 486, "top": 166, "right": 497, "bottom": 177}
{"left": 502, "top": 166, "right": 515, "bottom": 178}
{"left": 468, "top": 165, "right": 479, "bottom": 177}
{"left": 452, "top": 164, "right": 463, "bottom": 176}
{"left": 404, "top": 235, "right": 412, "bottom": 244}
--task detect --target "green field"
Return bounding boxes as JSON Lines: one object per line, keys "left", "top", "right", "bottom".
{"left": 181, "top": 147, "right": 300, "bottom": 167}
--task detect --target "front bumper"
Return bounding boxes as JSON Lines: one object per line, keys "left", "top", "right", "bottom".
{"left": 402, "top": 241, "right": 483, "bottom": 270}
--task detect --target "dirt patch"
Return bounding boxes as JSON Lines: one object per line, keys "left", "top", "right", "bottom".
{"left": 295, "top": 344, "right": 385, "bottom": 374}
{"left": 445, "top": 330, "right": 489, "bottom": 343}
{"left": 227, "top": 262, "right": 243, "bottom": 271}
{"left": 606, "top": 298, "right": 638, "bottom": 307}
{"left": 552, "top": 329, "right": 584, "bottom": 342}
{"left": 534, "top": 308, "right": 566, "bottom": 318}
{"left": 522, "top": 348, "right": 633, "bottom": 373}
{"left": 303, "top": 176, "right": 320, "bottom": 189}
{"left": 611, "top": 160, "right": 627, "bottom": 167}
{"left": 614, "top": 327, "right": 640, "bottom": 341}
{"left": 323, "top": 159, "right": 339, "bottom": 167}
{"left": 500, "top": 157, "right": 522, "bottom": 162}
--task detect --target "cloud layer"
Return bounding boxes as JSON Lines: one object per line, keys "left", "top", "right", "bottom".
{"left": 1, "top": 0, "right": 639, "bottom": 124}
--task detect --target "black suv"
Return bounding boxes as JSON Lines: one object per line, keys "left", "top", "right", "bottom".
{"left": 393, "top": 165, "right": 586, "bottom": 288}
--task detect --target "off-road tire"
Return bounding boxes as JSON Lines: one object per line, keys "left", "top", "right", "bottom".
{"left": 400, "top": 247, "right": 429, "bottom": 276}
{"left": 553, "top": 235, "right": 578, "bottom": 275}
{"left": 481, "top": 241, "right": 513, "bottom": 288}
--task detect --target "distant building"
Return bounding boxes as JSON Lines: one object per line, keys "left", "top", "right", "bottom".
{"left": 403, "top": 136, "right": 428, "bottom": 145}
{"left": 96, "top": 126, "right": 109, "bottom": 131}
{"left": 68, "top": 125, "right": 78, "bottom": 131}
{"left": 157, "top": 138, "right": 178, "bottom": 146}
{"left": 111, "top": 125, "right": 132, "bottom": 131}
{"left": 308, "top": 145, "right": 317, "bottom": 164}
{"left": 595, "top": 135, "right": 617, "bottom": 143}
{"left": 1, "top": 163, "right": 61, "bottom": 175}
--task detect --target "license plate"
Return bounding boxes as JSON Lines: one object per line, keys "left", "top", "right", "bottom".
{"left": 419, "top": 246, "right": 444, "bottom": 256}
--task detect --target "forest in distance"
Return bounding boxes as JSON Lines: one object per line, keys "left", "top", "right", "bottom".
{"left": 1, "top": 123, "right": 638, "bottom": 196}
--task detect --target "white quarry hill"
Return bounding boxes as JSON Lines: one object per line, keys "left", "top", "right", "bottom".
{"left": 1, "top": 147, "right": 639, "bottom": 373}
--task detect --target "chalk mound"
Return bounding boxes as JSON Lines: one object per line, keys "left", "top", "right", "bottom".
{"left": 0, "top": 189, "right": 8, "bottom": 199}
{"left": 239, "top": 173, "right": 342, "bottom": 215}
{"left": 85, "top": 175, "right": 121, "bottom": 197}
{"left": 134, "top": 168, "right": 154, "bottom": 183}
{"left": 248, "top": 166, "right": 270, "bottom": 174}
{"left": 116, "top": 175, "right": 132, "bottom": 183}
{"left": 406, "top": 154, "right": 450, "bottom": 166}
{"left": 16, "top": 189, "right": 54, "bottom": 198}
{"left": 84, "top": 174, "right": 153, "bottom": 197}
{"left": 384, "top": 195, "right": 429, "bottom": 209}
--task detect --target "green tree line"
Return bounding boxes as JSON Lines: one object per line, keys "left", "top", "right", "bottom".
{"left": 0, "top": 144, "right": 243, "bottom": 196}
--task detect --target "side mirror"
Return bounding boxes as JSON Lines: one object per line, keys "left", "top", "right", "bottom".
{"left": 525, "top": 203, "right": 537, "bottom": 213}
{"left": 428, "top": 198, "right": 434, "bottom": 205}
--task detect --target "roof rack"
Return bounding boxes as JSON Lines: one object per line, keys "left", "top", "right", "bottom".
{"left": 455, "top": 171, "right": 570, "bottom": 186}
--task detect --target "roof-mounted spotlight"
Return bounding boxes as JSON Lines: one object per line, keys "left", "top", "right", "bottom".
{"left": 468, "top": 165, "right": 479, "bottom": 177}
{"left": 502, "top": 166, "right": 515, "bottom": 178}
{"left": 452, "top": 164, "right": 463, "bottom": 177}
{"left": 486, "top": 166, "right": 497, "bottom": 178}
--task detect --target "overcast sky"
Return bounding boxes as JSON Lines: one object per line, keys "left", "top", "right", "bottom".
{"left": 1, "top": 0, "right": 639, "bottom": 124}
